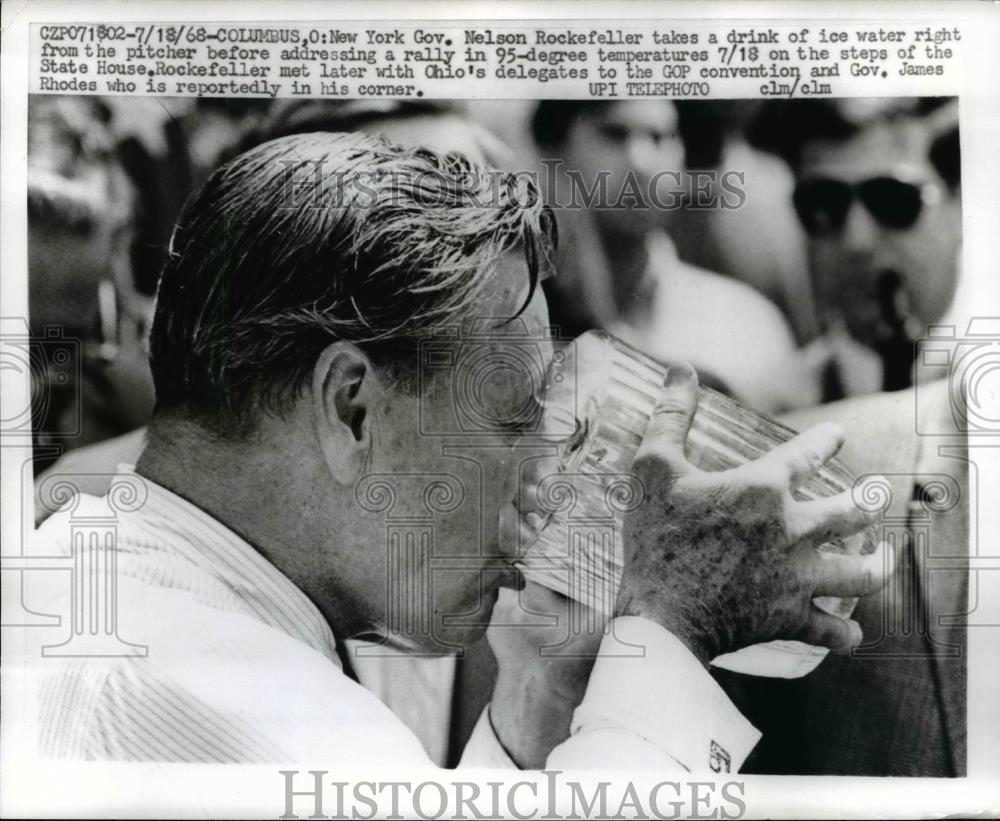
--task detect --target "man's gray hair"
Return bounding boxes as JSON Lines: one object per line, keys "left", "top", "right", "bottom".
{"left": 149, "top": 130, "right": 556, "bottom": 436}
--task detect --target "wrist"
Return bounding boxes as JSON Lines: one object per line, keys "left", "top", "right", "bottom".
{"left": 614, "top": 597, "right": 716, "bottom": 667}
{"left": 490, "top": 656, "right": 591, "bottom": 769}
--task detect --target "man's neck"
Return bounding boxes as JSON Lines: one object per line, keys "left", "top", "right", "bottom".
{"left": 599, "top": 228, "right": 652, "bottom": 319}
{"left": 136, "top": 418, "right": 270, "bottom": 543}
{"left": 134, "top": 416, "right": 367, "bottom": 642}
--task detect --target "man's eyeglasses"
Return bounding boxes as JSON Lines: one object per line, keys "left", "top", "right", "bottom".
{"left": 793, "top": 176, "right": 942, "bottom": 237}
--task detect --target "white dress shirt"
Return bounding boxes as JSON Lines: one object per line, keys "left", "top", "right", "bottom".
{"left": 29, "top": 469, "right": 759, "bottom": 771}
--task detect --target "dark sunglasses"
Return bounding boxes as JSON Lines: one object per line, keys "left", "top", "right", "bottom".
{"left": 793, "top": 176, "right": 942, "bottom": 236}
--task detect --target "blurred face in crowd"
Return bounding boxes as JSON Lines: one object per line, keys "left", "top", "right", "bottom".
{"left": 27, "top": 99, "right": 129, "bottom": 333}
{"left": 27, "top": 180, "right": 123, "bottom": 333}
{"left": 797, "top": 118, "right": 962, "bottom": 348}
{"left": 28, "top": 99, "right": 156, "bottom": 440}
{"left": 561, "top": 101, "right": 685, "bottom": 236}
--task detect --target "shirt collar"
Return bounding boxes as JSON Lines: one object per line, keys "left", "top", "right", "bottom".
{"left": 112, "top": 465, "right": 340, "bottom": 665}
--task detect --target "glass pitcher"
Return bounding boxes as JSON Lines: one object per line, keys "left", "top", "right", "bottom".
{"left": 515, "top": 330, "right": 880, "bottom": 679}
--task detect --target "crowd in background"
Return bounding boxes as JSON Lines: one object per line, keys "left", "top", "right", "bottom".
{"left": 26, "top": 95, "right": 962, "bottom": 470}
{"left": 22, "top": 93, "right": 969, "bottom": 777}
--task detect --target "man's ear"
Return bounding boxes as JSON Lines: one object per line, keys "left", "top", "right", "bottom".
{"left": 313, "top": 342, "right": 377, "bottom": 484}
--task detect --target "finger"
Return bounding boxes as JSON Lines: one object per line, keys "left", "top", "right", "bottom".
{"left": 495, "top": 564, "right": 526, "bottom": 591}
{"left": 498, "top": 500, "right": 549, "bottom": 557}
{"left": 635, "top": 362, "right": 699, "bottom": 471}
{"left": 787, "top": 490, "right": 879, "bottom": 545}
{"left": 537, "top": 402, "right": 580, "bottom": 441}
{"left": 806, "top": 540, "right": 894, "bottom": 598}
{"left": 797, "top": 607, "right": 863, "bottom": 654}
{"left": 756, "top": 422, "right": 845, "bottom": 489}
{"left": 539, "top": 335, "right": 601, "bottom": 441}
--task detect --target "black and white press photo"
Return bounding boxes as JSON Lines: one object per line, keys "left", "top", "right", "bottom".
{"left": 3, "top": 5, "right": 998, "bottom": 819}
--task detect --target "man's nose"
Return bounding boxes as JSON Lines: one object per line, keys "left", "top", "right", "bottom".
{"left": 839, "top": 200, "right": 880, "bottom": 255}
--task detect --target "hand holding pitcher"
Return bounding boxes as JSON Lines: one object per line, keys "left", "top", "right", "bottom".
{"left": 617, "top": 363, "right": 892, "bottom": 665}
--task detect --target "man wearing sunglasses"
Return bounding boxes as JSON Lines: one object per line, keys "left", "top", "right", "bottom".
{"left": 718, "top": 98, "right": 970, "bottom": 778}
{"left": 756, "top": 98, "right": 962, "bottom": 398}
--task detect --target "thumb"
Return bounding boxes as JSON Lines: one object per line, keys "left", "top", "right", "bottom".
{"left": 797, "top": 607, "right": 863, "bottom": 654}
{"left": 635, "top": 362, "right": 699, "bottom": 469}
